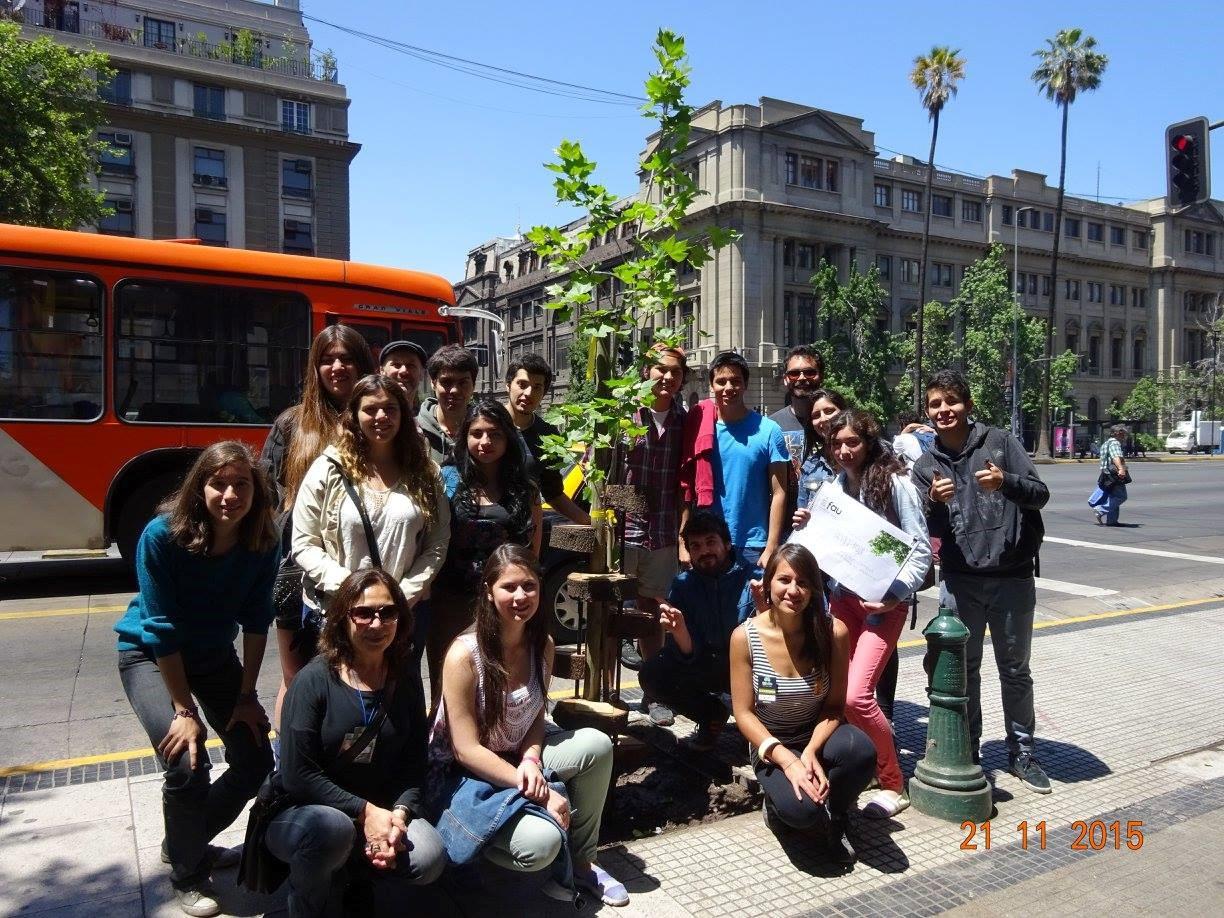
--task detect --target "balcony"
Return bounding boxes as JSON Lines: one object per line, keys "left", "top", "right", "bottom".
{"left": 19, "top": 9, "right": 339, "bottom": 83}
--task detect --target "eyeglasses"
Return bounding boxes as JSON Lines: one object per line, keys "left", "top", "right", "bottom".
{"left": 348, "top": 605, "right": 400, "bottom": 625}
{"left": 785, "top": 368, "right": 820, "bottom": 380}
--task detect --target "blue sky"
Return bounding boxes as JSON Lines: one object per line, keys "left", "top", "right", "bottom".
{"left": 303, "top": 0, "right": 1224, "bottom": 281}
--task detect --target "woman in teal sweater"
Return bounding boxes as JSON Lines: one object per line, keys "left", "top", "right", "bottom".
{"left": 115, "top": 441, "right": 280, "bottom": 918}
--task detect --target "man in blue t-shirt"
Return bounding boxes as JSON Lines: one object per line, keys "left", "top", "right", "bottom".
{"left": 706, "top": 351, "right": 789, "bottom": 569}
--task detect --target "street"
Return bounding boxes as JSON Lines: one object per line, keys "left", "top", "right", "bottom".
{"left": 1, "top": 458, "right": 1221, "bottom": 772}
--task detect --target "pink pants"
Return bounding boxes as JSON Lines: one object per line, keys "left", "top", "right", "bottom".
{"left": 831, "top": 594, "right": 906, "bottom": 793}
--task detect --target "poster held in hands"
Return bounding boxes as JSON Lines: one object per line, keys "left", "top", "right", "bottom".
{"left": 787, "top": 482, "right": 919, "bottom": 602}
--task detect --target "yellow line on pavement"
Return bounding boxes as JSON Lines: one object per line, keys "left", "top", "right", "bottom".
{"left": 5, "top": 596, "right": 1217, "bottom": 779}
{"left": 0, "top": 604, "right": 126, "bottom": 622}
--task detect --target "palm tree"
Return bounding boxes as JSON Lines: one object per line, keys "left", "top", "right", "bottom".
{"left": 909, "top": 46, "right": 966, "bottom": 413}
{"left": 1032, "top": 29, "right": 1107, "bottom": 455}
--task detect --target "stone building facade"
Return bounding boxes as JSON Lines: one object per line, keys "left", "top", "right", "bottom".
{"left": 19, "top": 0, "right": 358, "bottom": 257}
{"left": 455, "top": 97, "right": 1224, "bottom": 429}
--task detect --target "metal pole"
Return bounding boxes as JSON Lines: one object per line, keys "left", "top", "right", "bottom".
{"left": 1012, "top": 207, "right": 1035, "bottom": 445}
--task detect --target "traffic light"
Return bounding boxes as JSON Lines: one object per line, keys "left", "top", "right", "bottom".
{"left": 1166, "top": 117, "right": 1211, "bottom": 208}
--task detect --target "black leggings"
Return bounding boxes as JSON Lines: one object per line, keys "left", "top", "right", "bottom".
{"left": 876, "top": 648, "right": 899, "bottom": 722}
{"left": 756, "top": 723, "right": 876, "bottom": 828}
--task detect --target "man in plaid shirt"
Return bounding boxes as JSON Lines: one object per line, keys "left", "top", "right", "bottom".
{"left": 622, "top": 344, "right": 687, "bottom": 726}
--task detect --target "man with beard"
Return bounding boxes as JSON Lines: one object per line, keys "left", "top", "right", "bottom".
{"left": 638, "top": 509, "right": 762, "bottom": 751}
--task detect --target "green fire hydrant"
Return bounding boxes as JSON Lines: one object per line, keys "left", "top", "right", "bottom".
{"left": 908, "top": 603, "right": 993, "bottom": 822}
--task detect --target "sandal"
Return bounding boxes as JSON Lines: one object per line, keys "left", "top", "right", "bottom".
{"left": 862, "top": 789, "right": 910, "bottom": 819}
{"left": 575, "top": 862, "right": 630, "bottom": 907}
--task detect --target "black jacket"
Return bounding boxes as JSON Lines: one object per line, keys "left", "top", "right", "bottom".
{"left": 912, "top": 422, "right": 1048, "bottom": 578}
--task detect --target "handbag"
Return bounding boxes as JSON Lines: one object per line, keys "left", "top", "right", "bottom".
{"left": 237, "top": 681, "right": 395, "bottom": 894}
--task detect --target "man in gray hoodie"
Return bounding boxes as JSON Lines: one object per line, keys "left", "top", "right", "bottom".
{"left": 416, "top": 344, "right": 478, "bottom": 466}
{"left": 911, "top": 369, "right": 1052, "bottom": 795}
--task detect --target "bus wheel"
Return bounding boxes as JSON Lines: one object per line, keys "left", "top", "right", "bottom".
{"left": 116, "top": 472, "right": 182, "bottom": 563}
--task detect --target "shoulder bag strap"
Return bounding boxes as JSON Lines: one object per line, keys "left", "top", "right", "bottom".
{"left": 327, "top": 457, "right": 383, "bottom": 570}
{"left": 331, "top": 679, "right": 396, "bottom": 769}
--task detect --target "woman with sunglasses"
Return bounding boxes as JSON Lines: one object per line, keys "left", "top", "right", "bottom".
{"left": 268, "top": 569, "right": 445, "bottom": 916}
{"left": 115, "top": 441, "right": 280, "bottom": 917}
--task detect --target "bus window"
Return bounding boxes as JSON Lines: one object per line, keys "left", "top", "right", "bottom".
{"left": 0, "top": 268, "right": 103, "bottom": 421}
{"left": 115, "top": 280, "right": 310, "bottom": 424}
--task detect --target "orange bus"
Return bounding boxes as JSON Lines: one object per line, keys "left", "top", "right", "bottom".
{"left": 0, "top": 224, "right": 458, "bottom": 562}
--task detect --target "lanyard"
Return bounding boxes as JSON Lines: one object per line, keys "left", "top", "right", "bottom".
{"left": 354, "top": 688, "right": 382, "bottom": 728}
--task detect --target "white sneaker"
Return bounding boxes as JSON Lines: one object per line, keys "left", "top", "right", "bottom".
{"left": 176, "top": 885, "right": 221, "bottom": 918}
{"left": 862, "top": 789, "right": 910, "bottom": 819}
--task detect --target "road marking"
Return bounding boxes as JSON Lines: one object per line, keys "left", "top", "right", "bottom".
{"left": 0, "top": 604, "right": 126, "bottom": 622}
{"left": 6, "top": 596, "right": 1221, "bottom": 779}
{"left": 1033, "top": 577, "right": 1117, "bottom": 597}
{"left": 1044, "top": 536, "right": 1224, "bottom": 566}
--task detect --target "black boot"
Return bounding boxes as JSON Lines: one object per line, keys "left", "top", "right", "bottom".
{"left": 826, "top": 813, "right": 857, "bottom": 865}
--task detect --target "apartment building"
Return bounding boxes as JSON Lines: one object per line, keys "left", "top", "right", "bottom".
{"left": 455, "top": 97, "right": 1224, "bottom": 430}
{"left": 19, "top": 0, "right": 358, "bottom": 257}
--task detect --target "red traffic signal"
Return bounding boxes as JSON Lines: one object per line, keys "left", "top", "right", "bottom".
{"left": 1166, "top": 117, "right": 1211, "bottom": 208}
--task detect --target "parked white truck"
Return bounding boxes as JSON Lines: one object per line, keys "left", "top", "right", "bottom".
{"left": 1165, "top": 410, "right": 1224, "bottom": 453}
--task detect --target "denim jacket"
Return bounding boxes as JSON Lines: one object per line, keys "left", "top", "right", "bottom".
{"left": 664, "top": 553, "right": 762, "bottom": 665}
{"left": 431, "top": 767, "right": 578, "bottom": 902}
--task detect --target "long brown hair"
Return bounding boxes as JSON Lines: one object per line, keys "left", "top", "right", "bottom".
{"left": 282, "top": 325, "right": 375, "bottom": 510}
{"left": 762, "top": 543, "right": 831, "bottom": 671}
{"left": 319, "top": 568, "right": 414, "bottom": 675}
{"left": 336, "top": 375, "right": 438, "bottom": 527}
{"left": 472, "top": 545, "right": 548, "bottom": 745}
{"left": 159, "top": 440, "right": 278, "bottom": 554}
{"left": 825, "top": 408, "right": 908, "bottom": 518}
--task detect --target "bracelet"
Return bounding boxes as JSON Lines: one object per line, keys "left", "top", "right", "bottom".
{"left": 392, "top": 804, "right": 411, "bottom": 819}
{"left": 521, "top": 754, "right": 543, "bottom": 767}
{"left": 757, "top": 737, "right": 781, "bottom": 764}
{"left": 173, "top": 707, "right": 199, "bottom": 721}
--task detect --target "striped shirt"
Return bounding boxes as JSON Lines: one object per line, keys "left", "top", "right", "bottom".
{"left": 745, "top": 618, "right": 829, "bottom": 754}
{"left": 623, "top": 402, "right": 686, "bottom": 550}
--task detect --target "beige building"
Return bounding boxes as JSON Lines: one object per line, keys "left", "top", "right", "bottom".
{"left": 456, "top": 97, "right": 1224, "bottom": 432}
{"left": 19, "top": 0, "right": 357, "bottom": 257}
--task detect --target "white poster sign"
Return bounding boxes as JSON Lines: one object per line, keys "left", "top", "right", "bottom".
{"left": 787, "top": 482, "right": 918, "bottom": 603}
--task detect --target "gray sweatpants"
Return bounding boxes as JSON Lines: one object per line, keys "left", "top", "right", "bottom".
{"left": 941, "top": 573, "right": 1037, "bottom": 756}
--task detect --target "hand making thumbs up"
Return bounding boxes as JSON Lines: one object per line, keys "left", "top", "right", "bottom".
{"left": 974, "top": 459, "right": 1005, "bottom": 492}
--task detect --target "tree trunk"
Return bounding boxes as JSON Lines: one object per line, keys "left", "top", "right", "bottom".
{"left": 915, "top": 110, "right": 940, "bottom": 415}
{"left": 1038, "top": 102, "right": 1069, "bottom": 458}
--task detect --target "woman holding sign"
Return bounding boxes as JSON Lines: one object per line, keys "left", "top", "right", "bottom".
{"left": 794, "top": 409, "right": 931, "bottom": 819}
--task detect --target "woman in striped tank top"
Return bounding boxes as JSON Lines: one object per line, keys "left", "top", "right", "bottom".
{"left": 430, "top": 545, "right": 628, "bottom": 906}
{"left": 730, "top": 544, "right": 875, "bottom": 863}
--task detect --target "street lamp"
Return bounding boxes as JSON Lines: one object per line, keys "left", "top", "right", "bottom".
{"left": 438, "top": 304, "right": 506, "bottom": 390}
{"left": 1012, "top": 206, "right": 1037, "bottom": 444}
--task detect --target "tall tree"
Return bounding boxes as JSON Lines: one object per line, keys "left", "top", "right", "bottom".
{"left": 1031, "top": 28, "right": 1108, "bottom": 455}
{"left": 908, "top": 45, "right": 966, "bottom": 412}
{"left": 0, "top": 22, "right": 114, "bottom": 229}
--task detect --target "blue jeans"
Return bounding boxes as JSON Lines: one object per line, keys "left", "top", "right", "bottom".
{"left": 265, "top": 805, "right": 446, "bottom": 917}
{"left": 941, "top": 574, "right": 1037, "bottom": 757}
{"left": 1088, "top": 483, "right": 1128, "bottom": 525}
{"left": 118, "top": 646, "right": 272, "bottom": 889}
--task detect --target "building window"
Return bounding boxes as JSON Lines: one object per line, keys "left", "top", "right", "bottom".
{"left": 194, "top": 208, "right": 226, "bottom": 246}
{"left": 795, "top": 243, "right": 816, "bottom": 270}
{"left": 283, "top": 219, "right": 313, "bottom": 255}
{"left": 1088, "top": 335, "right": 1101, "bottom": 374}
{"left": 97, "top": 131, "right": 134, "bottom": 174}
{"left": 192, "top": 147, "right": 226, "bottom": 187}
{"left": 1109, "top": 284, "right": 1125, "bottom": 305}
{"left": 1109, "top": 225, "right": 1126, "bottom": 246}
{"left": 782, "top": 239, "right": 795, "bottom": 266}
{"left": 1065, "top": 279, "right": 1080, "bottom": 301}
{"left": 282, "top": 158, "right": 312, "bottom": 198}
{"left": 1110, "top": 336, "right": 1123, "bottom": 374}
{"left": 144, "top": 17, "right": 176, "bottom": 50}
{"left": 1087, "top": 282, "right": 1102, "bottom": 303}
{"left": 1066, "top": 332, "right": 1079, "bottom": 356}
{"left": 784, "top": 152, "right": 798, "bottom": 186}
{"left": 1002, "top": 205, "right": 1013, "bottom": 226}
{"left": 962, "top": 200, "right": 982, "bottom": 222}
{"left": 875, "top": 254, "right": 890, "bottom": 280}
{"left": 1041, "top": 275, "right": 1052, "bottom": 297}
{"left": 281, "top": 100, "right": 310, "bottom": 133}
{"left": 1132, "top": 338, "right": 1144, "bottom": 374}
{"left": 1087, "top": 222, "right": 1104, "bottom": 242}
{"left": 1028, "top": 274, "right": 1038, "bottom": 295}
{"left": 900, "top": 258, "right": 919, "bottom": 283}
{"left": 1133, "top": 230, "right": 1149, "bottom": 250}
{"left": 1131, "top": 287, "right": 1147, "bottom": 308}
{"left": 901, "top": 189, "right": 922, "bottom": 213}
{"left": 932, "top": 195, "right": 953, "bottom": 218}
{"left": 1185, "top": 229, "right": 1215, "bottom": 255}
{"left": 193, "top": 84, "right": 225, "bottom": 120}
{"left": 932, "top": 263, "right": 953, "bottom": 287}
{"left": 98, "top": 198, "right": 135, "bottom": 236}
{"left": 825, "top": 160, "right": 839, "bottom": 192}
{"left": 1042, "top": 211, "right": 1054, "bottom": 232}
{"left": 1184, "top": 291, "right": 1198, "bottom": 311}
{"left": 800, "top": 155, "right": 821, "bottom": 189}
{"left": 874, "top": 184, "right": 892, "bottom": 207}
{"left": 100, "top": 69, "right": 132, "bottom": 105}
{"left": 1065, "top": 217, "right": 1081, "bottom": 238}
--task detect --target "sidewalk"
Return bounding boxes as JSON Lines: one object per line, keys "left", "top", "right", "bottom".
{"left": 3, "top": 604, "right": 1222, "bottom": 917}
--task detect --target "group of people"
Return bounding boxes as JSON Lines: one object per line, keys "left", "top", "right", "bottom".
{"left": 113, "top": 328, "right": 1053, "bottom": 918}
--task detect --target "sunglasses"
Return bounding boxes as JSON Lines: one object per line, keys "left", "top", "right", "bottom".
{"left": 348, "top": 605, "right": 401, "bottom": 625}
{"left": 785, "top": 368, "right": 820, "bottom": 380}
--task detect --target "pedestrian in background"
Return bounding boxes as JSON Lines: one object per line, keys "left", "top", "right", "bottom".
{"left": 729, "top": 544, "right": 875, "bottom": 863}
{"left": 115, "top": 441, "right": 280, "bottom": 917}
{"left": 1088, "top": 425, "right": 1130, "bottom": 526}
{"left": 262, "top": 325, "right": 376, "bottom": 749}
